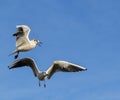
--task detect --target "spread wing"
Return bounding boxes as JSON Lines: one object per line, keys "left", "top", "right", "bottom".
{"left": 46, "top": 61, "right": 87, "bottom": 79}
{"left": 8, "top": 57, "right": 39, "bottom": 77}
{"left": 13, "top": 25, "right": 31, "bottom": 48}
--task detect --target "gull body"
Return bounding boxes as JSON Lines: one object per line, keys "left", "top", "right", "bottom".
{"left": 10, "top": 25, "right": 41, "bottom": 59}
{"left": 8, "top": 57, "right": 87, "bottom": 87}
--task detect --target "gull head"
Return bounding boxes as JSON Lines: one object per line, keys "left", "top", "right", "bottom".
{"left": 33, "top": 39, "right": 42, "bottom": 46}
{"left": 16, "top": 25, "right": 31, "bottom": 33}
{"left": 38, "top": 72, "right": 48, "bottom": 80}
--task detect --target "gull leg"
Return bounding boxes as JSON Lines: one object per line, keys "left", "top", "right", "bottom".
{"left": 14, "top": 52, "right": 19, "bottom": 59}
{"left": 39, "top": 80, "right": 41, "bottom": 87}
{"left": 44, "top": 80, "right": 46, "bottom": 88}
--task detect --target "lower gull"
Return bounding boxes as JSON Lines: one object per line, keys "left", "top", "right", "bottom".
{"left": 8, "top": 57, "right": 87, "bottom": 87}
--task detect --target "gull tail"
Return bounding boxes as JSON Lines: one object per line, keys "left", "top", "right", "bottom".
{"left": 8, "top": 50, "right": 17, "bottom": 56}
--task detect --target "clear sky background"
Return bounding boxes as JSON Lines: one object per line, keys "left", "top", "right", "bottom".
{"left": 0, "top": 0, "right": 120, "bottom": 100}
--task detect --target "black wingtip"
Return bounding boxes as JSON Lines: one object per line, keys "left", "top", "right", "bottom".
{"left": 85, "top": 68, "right": 87, "bottom": 70}
{"left": 8, "top": 66, "right": 12, "bottom": 69}
{"left": 8, "top": 66, "right": 10, "bottom": 69}
{"left": 13, "top": 34, "right": 16, "bottom": 36}
{"left": 84, "top": 68, "right": 87, "bottom": 71}
{"left": 13, "top": 31, "right": 23, "bottom": 36}
{"left": 82, "top": 68, "right": 87, "bottom": 71}
{"left": 13, "top": 32, "right": 18, "bottom": 36}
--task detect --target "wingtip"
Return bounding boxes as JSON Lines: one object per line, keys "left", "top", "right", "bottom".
{"left": 82, "top": 68, "right": 87, "bottom": 71}
{"left": 8, "top": 64, "right": 14, "bottom": 69}
{"left": 8, "top": 66, "right": 11, "bottom": 69}
{"left": 13, "top": 33, "right": 17, "bottom": 36}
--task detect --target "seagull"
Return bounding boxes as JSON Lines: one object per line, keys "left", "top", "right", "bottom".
{"left": 8, "top": 57, "right": 87, "bottom": 87}
{"left": 9, "top": 25, "right": 42, "bottom": 59}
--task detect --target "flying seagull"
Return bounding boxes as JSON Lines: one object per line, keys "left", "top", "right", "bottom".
{"left": 9, "top": 25, "right": 41, "bottom": 59}
{"left": 8, "top": 57, "right": 87, "bottom": 87}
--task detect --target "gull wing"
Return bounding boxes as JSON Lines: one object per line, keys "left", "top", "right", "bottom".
{"left": 46, "top": 61, "right": 87, "bottom": 79}
{"left": 13, "top": 25, "right": 31, "bottom": 48}
{"left": 8, "top": 57, "right": 39, "bottom": 77}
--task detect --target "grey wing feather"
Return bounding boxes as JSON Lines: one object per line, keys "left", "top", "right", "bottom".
{"left": 46, "top": 61, "right": 87, "bottom": 79}
{"left": 13, "top": 27, "right": 24, "bottom": 36}
{"left": 13, "top": 27, "right": 24, "bottom": 40}
{"left": 13, "top": 26, "right": 30, "bottom": 47}
{"left": 46, "top": 63, "right": 61, "bottom": 79}
{"left": 8, "top": 58, "right": 39, "bottom": 77}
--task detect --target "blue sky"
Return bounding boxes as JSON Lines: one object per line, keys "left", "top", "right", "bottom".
{"left": 0, "top": 0, "right": 120, "bottom": 100}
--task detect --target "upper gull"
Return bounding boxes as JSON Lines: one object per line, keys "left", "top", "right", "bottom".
{"left": 9, "top": 25, "right": 42, "bottom": 59}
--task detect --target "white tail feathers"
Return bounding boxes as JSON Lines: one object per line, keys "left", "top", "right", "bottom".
{"left": 8, "top": 50, "right": 17, "bottom": 56}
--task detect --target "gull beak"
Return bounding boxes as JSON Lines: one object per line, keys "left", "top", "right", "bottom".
{"left": 37, "top": 41, "right": 43, "bottom": 47}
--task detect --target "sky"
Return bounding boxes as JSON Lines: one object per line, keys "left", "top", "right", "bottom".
{"left": 0, "top": 0, "right": 120, "bottom": 100}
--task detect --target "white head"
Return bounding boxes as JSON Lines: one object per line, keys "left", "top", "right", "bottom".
{"left": 38, "top": 72, "right": 48, "bottom": 80}
{"left": 33, "top": 39, "right": 42, "bottom": 46}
